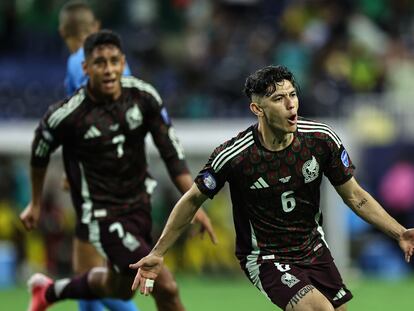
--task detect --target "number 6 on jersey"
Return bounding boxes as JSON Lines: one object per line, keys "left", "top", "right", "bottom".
{"left": 281, "top": 190, "right": 296, "bottom": 212}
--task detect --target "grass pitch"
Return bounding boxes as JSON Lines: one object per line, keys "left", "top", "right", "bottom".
{"left": 1, "top": 275, "right": 412, "bottom": 310}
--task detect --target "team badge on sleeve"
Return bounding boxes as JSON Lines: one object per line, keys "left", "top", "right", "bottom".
{"left": 202, "top": 172, "right": 217, "bottom": 190}
{"left": 341, "top": 149, "right": 350, "bottom": 168}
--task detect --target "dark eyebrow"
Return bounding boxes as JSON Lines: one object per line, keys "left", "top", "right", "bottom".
{"left": 270, "top": 88, "right": 296, "bottom": 98}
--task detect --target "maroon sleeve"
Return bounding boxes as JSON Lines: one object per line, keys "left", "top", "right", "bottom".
{"left": 143, "top": 92, "right": 189, "bottom": 178}
{"left": 194, "top": 139, "right": 235, "bottom": 199}
{"left": 30, "top": 102, "right": 67, "bottom": 168}
{"left": 323, "top": 138, "right": 355, "bottom": 186}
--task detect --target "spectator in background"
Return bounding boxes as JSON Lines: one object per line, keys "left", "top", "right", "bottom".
{"left": 59, "top": 2, "right": 135, "bottom": 311}
{"left": 59, "top": 0, "right": 131, "bottom": 96}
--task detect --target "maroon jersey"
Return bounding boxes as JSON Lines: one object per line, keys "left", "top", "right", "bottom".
{"left": 31, "top": 76, "right": 188, "bottom": 224}
{"left": 195, "top": 118, "right": 354, "bottom": 266}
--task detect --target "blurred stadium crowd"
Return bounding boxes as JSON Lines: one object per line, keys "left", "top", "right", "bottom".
{"left": 1, "top": 0, "right": 414, "bottom": 287}
{"left": 1, "top": 0, "right": 414, "bottom": 119}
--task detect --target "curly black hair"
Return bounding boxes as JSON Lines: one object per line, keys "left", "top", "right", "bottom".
{"left": 244, "top": 65, "right": 298, "bottom": 100}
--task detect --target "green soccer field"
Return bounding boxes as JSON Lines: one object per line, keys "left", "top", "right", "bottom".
{"left": 1, "top": 275, "right": 412, "bottom": 310}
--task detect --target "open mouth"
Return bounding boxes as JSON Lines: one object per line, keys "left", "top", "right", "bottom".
{"left": 103, "top": 79, "right": 116, "bottom": 88}
{"left": 288, "top": 114, "right": 297, "bottom": 124}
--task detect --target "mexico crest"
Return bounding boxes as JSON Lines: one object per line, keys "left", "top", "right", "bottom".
{"left": 126, "top": 104, "right": 143, "bottom": 130}
{"left": 302, "top": 156, "right": 319, "bottom": 183}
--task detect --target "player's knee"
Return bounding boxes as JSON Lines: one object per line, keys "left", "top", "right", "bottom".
{"left": 153, "top": 278, "right": 180, "bottom": 300}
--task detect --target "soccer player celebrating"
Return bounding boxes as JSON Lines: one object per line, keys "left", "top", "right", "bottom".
{"left": 58, "top": 2, "right": 134, "bottom": 311}
{"left": 20, "top": 30, "right": 216, "bottom": 311}
{"left": 130, "top": 65, "right": 414, "bottom": 311}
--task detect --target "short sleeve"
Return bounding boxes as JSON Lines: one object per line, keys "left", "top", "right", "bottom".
{"left": 323, "top": 140, "right": 355, "bottom": 186}
{"left": 194, "top": 144, "right": 231, "bottom": 199}
{"left": 30, "top": 102, "right": 67, "bottom": 167}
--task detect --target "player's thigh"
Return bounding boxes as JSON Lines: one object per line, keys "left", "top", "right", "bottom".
{"left": 285, "top": 285, "right": 334, "bottom": 311}
{"left": 244, "top": 260, "right": 335, "bottom": 310}
{"left": 90, "top": 212, "right": 152, "bottom": 276}
{"left": 334, "top": 304, "right": 347, "bottom": 311}
{"left": 73, "top": 236, "right": 105, "bottom": 274}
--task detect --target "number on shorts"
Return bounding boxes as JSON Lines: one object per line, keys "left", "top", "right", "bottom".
{"left": 281, "top": 190, "right": 296, "bottom": 212}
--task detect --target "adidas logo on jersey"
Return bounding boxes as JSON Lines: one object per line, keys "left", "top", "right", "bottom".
{"left": 279, "top": 176, "right": 291, "bottom": 183}
{"left": 84, "top": 125, "right": 101, "bottom": 139}
{"left": 333, "top": 288, "right": 347, "bottom": 301}
{"left": 250, "top": 177, "right": 269, "bottom": 189}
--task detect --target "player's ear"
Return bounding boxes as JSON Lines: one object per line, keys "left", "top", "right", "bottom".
{"left": 120, "top": 54, "right": 126, "bottom": 68}
{"left": 82, "top": 60, "right": 88, "bottom": 75}
{"left": 93, "top": 20, "right": 101, "bottom": 32}
{"left": 250, "top": 102, "right": 264, "bottom": 117}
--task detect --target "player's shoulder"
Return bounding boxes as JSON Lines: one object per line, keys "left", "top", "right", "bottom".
{"left": 46, "top": 88, "right": 87, "bottom": 128}
{"left": 121, "top": 76, "right": 162, "bottom": 106}
{"left": 67, "top": 48, "right": 84, "bottom": 69}
{"left": 297, "top": 117, "right": 342, "bottom": 147}
{"left": 213, "top": 125, "right": 255, "bottom": 155}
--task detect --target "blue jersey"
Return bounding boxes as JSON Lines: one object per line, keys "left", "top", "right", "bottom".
{"left": 64, "top": 47, "right": 132, "bottom": 96}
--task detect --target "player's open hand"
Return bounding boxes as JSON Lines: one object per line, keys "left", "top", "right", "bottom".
{"left": 19, "top": 202, "right": 41, "bottom": 231}
{"left": 399, "top": 228, "right": 414, "bottom": 263}
{"left": 129, "top": 254, "right": 163, "bottom": 295}
{"left": 191, "top": 208, "right": 218, "bottom": 244}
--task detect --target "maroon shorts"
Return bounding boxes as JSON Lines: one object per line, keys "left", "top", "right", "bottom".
{"left": 242, "top": 247, "right": 353, "bottom": 310}
{"left": 88, "top": 209, "right": 153, "bottom": 277}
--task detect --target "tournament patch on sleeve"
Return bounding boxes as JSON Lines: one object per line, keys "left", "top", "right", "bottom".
{"left": 341, "top": 149, "right": 350, "bottom": 168}
{"left": 202, "top": 172, "right": 217, "bottom": 190}
{"left": 160, "top": 107, "right": 171, "bottom": 125}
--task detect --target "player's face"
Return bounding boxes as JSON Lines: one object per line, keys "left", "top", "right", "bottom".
{"left": 83, "top": 44, "right": 125, "bottom": 100}
{"left": 260, "top": 79, "right": 298, "bottom": 134}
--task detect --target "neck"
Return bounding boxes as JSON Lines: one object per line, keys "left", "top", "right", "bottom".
{"left": 257, "top": 121, "right": 294, "bottom": 151}
{"left": 65, "top": 36, "right": 87, "bottom": 53}
{"left": 86, "top": 83, "right": 121, "bottom": 103}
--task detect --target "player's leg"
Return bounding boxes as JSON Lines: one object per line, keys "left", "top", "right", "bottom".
{"left": 73, "top": 237, "right": 105, "bottom": 311}
{"left": 285, "top": 285, "right": 334, "bottom": 311}
{"left": 242, "top": 257, "right": 339, "bottom": 311}
{"left": 96, "top": 211, "right": 185, "bottom": 311}
{"left": 151, "top": 266, "right": 185, "bottom": 311}
{"left": 73, "top": 234, "right": 139, "bottom": 311}
{"left": 306, "top": 249, "right": 352, "bottom": 311}
{"left": 334, "top": 304, "right": 347, "bottom": 311}
{"left": 27, "top": 265, "right": 135, "bottom": 311}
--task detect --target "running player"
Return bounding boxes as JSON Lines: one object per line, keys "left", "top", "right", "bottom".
{"left": 59, "top": 2, "right": 134, "bottom": 310}
{"left": 131, "top": 65, "right": 414, "bottom": 311}
{"left": 20, "top": 30, "right": 216, "bottom": 311}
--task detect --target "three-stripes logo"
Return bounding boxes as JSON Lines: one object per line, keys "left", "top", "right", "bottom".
{"left": 212, "top": 132, "right": 254, "bottom": 172}
{"left": 250, "top": 177, "right": 269, "bottom": 189}
{"left": 297, "top": 119, "right": 342, "bottom": 148}
{"left": 84, "top": 125, "right": 102, "bottom": 139}
{"left": 333, "top": 288, "right": 347, "bottom": 301}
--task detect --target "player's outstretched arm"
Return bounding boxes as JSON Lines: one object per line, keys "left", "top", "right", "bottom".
{"left": 335, "top": 177, "right": 414, "bottom": 262}
{"left": 173, "top": 173, "right": 218, "bottom": 244}
{"left": 130, "top": 184, "right": 208, "bottom": 294}
{"left": 19, "top": 166, "right": 48, "bottom": 231}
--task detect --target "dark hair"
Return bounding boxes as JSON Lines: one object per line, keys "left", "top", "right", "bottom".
{"left": 244, "top": 65, "right": 298, "bottom": 100}
{"left": 59, "top": 1, "right": 95, "bottom": 37}
{"left": 83, "top": 29, "right": 124, "bottom": 58}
